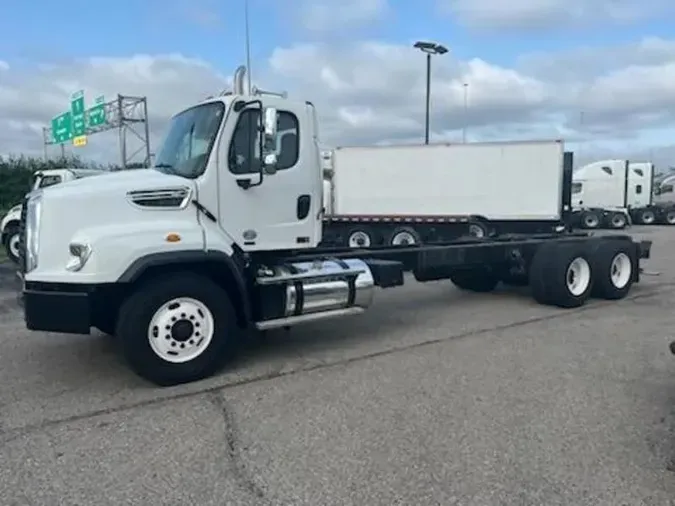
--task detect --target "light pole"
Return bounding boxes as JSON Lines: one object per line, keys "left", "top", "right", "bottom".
{"left": 462, "top": 82, "right": 468, "bottom": 143}
{"left": 413, "top": 41, "right": 448, "bottom": 144}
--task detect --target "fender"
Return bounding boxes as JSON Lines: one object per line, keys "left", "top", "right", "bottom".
{"left": 117, "top": 248, "right": 251, "bottom": 325}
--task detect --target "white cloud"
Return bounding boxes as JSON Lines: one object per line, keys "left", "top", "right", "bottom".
{"left": 2, "top": 37, "right": 675, "bottom": 168}
{"left": 440, "top": 0, "right": 675, "bottom": 30}
{"left": 0, "top": 60, "right": 9, "bottom": 71}
{"left": 300, "top": 0, "right": 388, "bottom": 32}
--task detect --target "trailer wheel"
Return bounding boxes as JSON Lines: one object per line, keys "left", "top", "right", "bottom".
{"left": 580, "top": 211, "right": 601, "bottom": 229}
{"left": 2, "top": 224, "right": 20, "bottom": 264}
{"left": 608, "top": 212, "right": 627, "bottom": 229}
{"left": 637, "top": 209, "right": 655, "bottom": 225}
{"left": 116, "top": 272, "right": 241, "bottom": 386}
{"left": 468, "top": 222, "right": 488, "bottom": 238}
{"left": 347, "top": 228, "right": 373, "bottom": 248}
{"left": 665, "top": 210, "right": 675, "bottom": 225}
{"left": 450, "top": 268, "right": 499, "bottom": 292}
{"left": 387, "top": 227, "right": 421, "bottom": 246}
{"left": 530, "top": 243, "right": 594, "bottom": 308}
{"left": 590, "top": 241, "right": 635, "bottom": 300}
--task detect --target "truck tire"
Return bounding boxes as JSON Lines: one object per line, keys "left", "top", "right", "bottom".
{"left": 2, "top": 224, "right": 20, "bottom": 264}
{"left": 637, "top": 209, "right": 655, "bottom": 225}
{"left": 450, "top": 267, "right": 499, "bottom": 292}
{"left": 608, "top": 212, "right": 627, "bottom": 229}
{"left": 116, "top": 272, "right": 241, "bottom": 386}
{"left": 347, "top": 227, "right": 373, "bottom": 248}
{"left": 387, "top": 227, "right": 421, "bottom": 246}
{"left": 664, "top": 209, "right": 675, "bottom": 225}
{"left": 530, "top": 243, "right": 594, "bottom": 308}
{"left": 589, "top": 241, "right": 635, "bottom": 300}
{"left": 580, "top": 211, "right": 601, "bottom": 229}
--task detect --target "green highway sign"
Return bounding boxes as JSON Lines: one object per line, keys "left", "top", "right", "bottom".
{"left": 50, "top": 92, "right": 107, "bottom": 144}
{"left": 71, "top": 90, "right": 86, "bottom": 137}
{"left": 51, "top": 112, "right": 72, "bottom": 144}
{"left": 87, "top": 95, "right": 106, "bottom": 127}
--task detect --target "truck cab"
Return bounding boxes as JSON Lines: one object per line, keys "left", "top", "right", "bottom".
{"left": 20, "top": 66, "right": 323, "bottom": 286}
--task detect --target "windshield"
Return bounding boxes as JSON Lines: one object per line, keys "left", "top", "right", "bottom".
{"left": 153, "top": 101, "right": 225, "bottom": 179}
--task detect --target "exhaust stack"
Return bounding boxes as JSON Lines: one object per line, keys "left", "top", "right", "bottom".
{"left": 233, "top": 65, "right": 247, "bottom": 95}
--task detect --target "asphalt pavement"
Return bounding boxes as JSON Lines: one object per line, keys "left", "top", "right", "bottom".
{"left": 1, "top": 227, "right": 675, "bottom": 505}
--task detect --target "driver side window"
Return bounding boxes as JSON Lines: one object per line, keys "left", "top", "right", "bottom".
{"left": 228, "top": 109, "right": 299, "bottom": 175}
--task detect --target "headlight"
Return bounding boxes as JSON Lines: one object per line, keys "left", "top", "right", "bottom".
{"left": 25, "top": 194, "right": 42, "bottom": 272}
{"left": 66, "top": 242, "right": 92, "bottom": 272}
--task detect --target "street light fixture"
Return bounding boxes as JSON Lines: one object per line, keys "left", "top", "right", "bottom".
{"left": 413, "top": 41, "right": 448, "bottom": 145}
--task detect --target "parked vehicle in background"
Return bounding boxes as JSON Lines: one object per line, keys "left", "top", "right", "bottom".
{"left": 320, "top": 141, "right": 573, "bottom": 247}
{"left": 571, "top": 159, "right": 675, "bottom": 229}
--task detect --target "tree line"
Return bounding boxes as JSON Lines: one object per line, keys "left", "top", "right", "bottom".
{"left": 0, "top": 155, "right": 146, "bottom": 213}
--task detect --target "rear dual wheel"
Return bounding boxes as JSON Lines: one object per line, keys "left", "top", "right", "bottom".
{"left": 530, "top": 240, "right": 635, "bottom": 308}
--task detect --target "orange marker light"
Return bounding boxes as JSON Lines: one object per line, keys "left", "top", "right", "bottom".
{"left": 165, "top": 233, "right": 181, "bottom": 243}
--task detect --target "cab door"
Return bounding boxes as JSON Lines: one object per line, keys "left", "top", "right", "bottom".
{"left": 215, "top": 102, "right": 319, "bottom": 251}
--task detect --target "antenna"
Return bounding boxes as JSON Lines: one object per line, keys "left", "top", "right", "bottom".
{"left": 244, "top": 0, "right": 252, "bottom": 94}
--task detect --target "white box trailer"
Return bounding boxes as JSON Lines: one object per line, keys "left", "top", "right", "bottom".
{"left": 321, "top": 140, "right": 573, "bottom": 248}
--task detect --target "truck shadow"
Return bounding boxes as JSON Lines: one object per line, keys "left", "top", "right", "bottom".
{"left": 4, "top": 280, "right": 656, "bottom": 396}
{"left": 230, "top": 282, "right": 598, "bottom": 369}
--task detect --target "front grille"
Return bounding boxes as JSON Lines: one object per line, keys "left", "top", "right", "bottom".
{"left": 18, "top": 197, "right": 27, "bottom": 274}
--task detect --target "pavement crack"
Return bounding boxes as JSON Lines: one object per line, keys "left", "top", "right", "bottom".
{"left": 207, "top": 392, "right": 271, "bottom": 504}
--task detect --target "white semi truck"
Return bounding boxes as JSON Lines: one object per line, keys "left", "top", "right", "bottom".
{"left": 1, "top": 168, "right": 104, "bottom": 263}
{"left": 319, "top": 143, "right": 574, "bottom": 247}
{"left": 571, "top": 160, "right": 675, "bottom": 228}
{"left": 18, "top": 66, "right": 652, "bottom": 386}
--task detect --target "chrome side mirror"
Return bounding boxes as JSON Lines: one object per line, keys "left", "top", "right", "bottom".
{"left": 261, "top": 107, "right": 278, "bottom": 175}
{"left": 263, "top": 107, "right": 278, "bottom": 140}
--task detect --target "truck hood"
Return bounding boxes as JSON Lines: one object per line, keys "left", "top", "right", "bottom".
{"left": 28, "top": 168, "right": 202, "bottom": 283}
{"left": 41, "top": 169, "right": 194, "bottom": 198}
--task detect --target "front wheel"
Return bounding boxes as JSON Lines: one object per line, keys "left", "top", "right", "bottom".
{"left": 116, "top": 273, "right": 241, "bottom": 386}
{"left": 2, "top": 225, "right": 20, "bottom": 264}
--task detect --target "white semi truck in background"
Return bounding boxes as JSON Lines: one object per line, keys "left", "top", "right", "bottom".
{"left": 571, "top": 159, "right": 675, "bottom": 229}
{"left": 319, "top": 142, "right": 575, "bottom": 247}
{"left": 1, "top": 168, "right": 104, "bottom": 263}
{"left": 18, "top": 66, "right": 652, "bottom": 387}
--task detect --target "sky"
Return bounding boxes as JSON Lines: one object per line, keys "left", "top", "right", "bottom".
{"left": 1, "top": 0, "right": 675, "bottom": 169}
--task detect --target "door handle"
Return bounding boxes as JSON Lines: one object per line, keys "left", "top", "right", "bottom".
{"left": 297, "top": 195, "right": 311, "bottom": 220}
